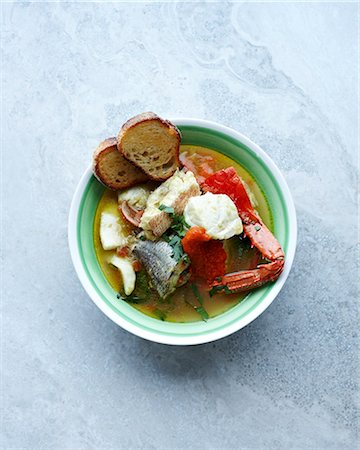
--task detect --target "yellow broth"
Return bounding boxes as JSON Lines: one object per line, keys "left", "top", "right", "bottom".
{"left": 94, "top": 145, "right": 273, "bottom": 323}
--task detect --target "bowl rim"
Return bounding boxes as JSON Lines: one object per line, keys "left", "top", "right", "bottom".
{"left": 68, "top": 118, "right": 297, "bottom": 345}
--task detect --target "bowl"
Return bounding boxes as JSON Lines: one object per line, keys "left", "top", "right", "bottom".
{"left": 68, "top": 119, "right": 297, "bottom": 345}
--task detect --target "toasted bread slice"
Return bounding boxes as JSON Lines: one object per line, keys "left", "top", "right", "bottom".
{"left": 117, "top": 112, "right": 181, "bottom": 181}
{"left": 93, "top": 137, "right": 148, "bottom": 190}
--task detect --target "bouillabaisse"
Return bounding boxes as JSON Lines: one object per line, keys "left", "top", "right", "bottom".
{"left": 93, "top": 145, "right": 281, "bottom": 323}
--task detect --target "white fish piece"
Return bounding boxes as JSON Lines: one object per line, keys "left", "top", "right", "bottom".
{"left": 100, "top": 212, "right": 127, "bottom": 250}
{"left": 133, "top": 240, "right": 190, "bottom": 298}
{"left": 118, "top": 184, "right": 152, "bottom": 209}
{"left": 184, "top": 192, "right": 243, "bottom": 240}
{"left": 109, "top": 255, "right": 136, "bottom": 295}
{"left": 140, "top": 169, "right": 200, "bottom": 238}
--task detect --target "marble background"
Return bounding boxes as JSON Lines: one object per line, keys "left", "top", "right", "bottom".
{"left": 2, "top": 2, "right": 359, "bottom": 449}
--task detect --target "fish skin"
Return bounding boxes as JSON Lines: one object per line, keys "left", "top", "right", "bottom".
{"left": 133, "top": 240, "right": 189, "bottom": 298}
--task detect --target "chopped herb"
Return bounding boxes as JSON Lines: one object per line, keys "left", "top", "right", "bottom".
{"left": 163, "top": 227, "right": 189, "bottom": 261}
{"left": 183, "top": 254, "right": 190, "bottom": 265}
{"left": 117, "top": 293, "right": 147, "bottom": 304}
{"left": 194, "top": 305, "right": 209, "bottom": 321}
{"left": 135, "top": 271, "right": 151, "bottom": 296}
{"left": 185, "top": 284, "right": 209, "bottom": 321}
{"left": 159, "top": 204, "right": 175, "bottom": 215}
{"left": 185, "top": 300, "right": 209, "bottom": 321}
{"left": 170, "top": 215, "right": 190, "bottom": 238}
{"left": 209, "top": 285, "right": 223, "bottom": 297}
{"left": 236, "top": 236, "right": 251, "bottom": 258}
{"left": 154, "top": 308, "right": 167, "bottom": 321}
{"left": 116, "top": 270, "right": 150, "bottom": 304}
{"left": 158, "top": 294, "right": 174, "bottom": 305}
{"left": 191, "top": 283, "right": 204, "bottom": 305}
{"left": 167, "top": 235, "right": 184, "bottom": 260}
{"left": 168, "top": 234, "right": 181, "bottom": 246}
{"left": 209, "top": 284, "right": 232, "bottom": 297}
{"left": 255, "top": 225, "right": 261, "bottom": 231}
{"left": 159, "top": 204, "right": 189, "bottom": 238}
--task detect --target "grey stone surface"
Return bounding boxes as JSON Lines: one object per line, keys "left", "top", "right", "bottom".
{"left": 2, "top": 2, "right": 359, "bottom": 449}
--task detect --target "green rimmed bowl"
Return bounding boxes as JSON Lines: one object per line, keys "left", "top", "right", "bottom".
{"left": 68, "top": 119, "right": 297, "bottom": 345}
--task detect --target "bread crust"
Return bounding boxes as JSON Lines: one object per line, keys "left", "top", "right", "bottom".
{"left": 93, "top": 137, "right": 148, "bottom": 190}
{"left": 117, "top": 112, "right": 181, "bottom": 181}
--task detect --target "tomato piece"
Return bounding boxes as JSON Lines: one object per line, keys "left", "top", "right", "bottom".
{"left": 116, "top": 246, "right": 129, "bottom": 257}
{"left": 132, "top": 260, "right": 142, "bottom": 272}
{"left": 182, "top": 227, "right": 226, "bottom": 284}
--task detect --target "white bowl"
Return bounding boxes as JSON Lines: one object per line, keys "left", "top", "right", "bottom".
{"left": 68, "top": 119, "right": 297, "bottom": 345}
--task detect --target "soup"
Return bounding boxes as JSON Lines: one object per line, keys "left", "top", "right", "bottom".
{"left": 94, "top": 145, "right": 272, "bottom": 323}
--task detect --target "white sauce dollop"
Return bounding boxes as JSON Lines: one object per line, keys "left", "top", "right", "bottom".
{"left": 184, "top": 192, "right": 243, "bottom": 240}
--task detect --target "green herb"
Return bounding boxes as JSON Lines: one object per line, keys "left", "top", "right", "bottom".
{"left": 159, "top": 204, "right": 190, "bottom": 263}
{"left": 159, "top": 204, "right": 189, "bottom": 238}
{"left": 191, "top": 283, "right": 204, "bottom": 305}
{"left": 255, "top": 225, "right": 261, "bottom": 231}
{"left": 116, "top": 270, "right": 150, "bottom": 304}
{"left": 167, "top": 235, "right": 184, "bottom": 260}
{"left": 209, "top": 284, "right": 232, "bottom": 297}
{"left": 117, "top": 293, "right": 147, "bottom": 304}
{"left": 154, "top": 308, "right": 167, "bottom": 321}
{"left": 236, "top": 236, "right": 251, "bottom": 258}
{"left": 159, "top": 205, "right": 175, "bottom": 215}
{"left": 185, "top": 284, "right": 209, "bottom": 322}
{"left": 158, "top": 294, "right": 174, "bottom": 305}
{"left": 136, "top": 271, "right": 151, "bottom": 296}
{"left": 185, "top": 300, "right": 209, "bottom": 321}
{"left": 170, "top": 215, "right": 189, "bottom": 238}
{"left": 194, "top": 305, "right": 209, "bottom": 321}
{"left": 183, "top": 254, "right": 190, "bottom": 265}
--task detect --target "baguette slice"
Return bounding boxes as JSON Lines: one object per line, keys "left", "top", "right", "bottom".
{"left": 117, "top": 112, "right": 181, "bottom": 181}
{"left": 93, "top": 137, "right": 148, "bottom": 190}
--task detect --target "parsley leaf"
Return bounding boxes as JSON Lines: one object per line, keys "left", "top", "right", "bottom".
{"left": 191, "top": 283, "right": 204, "bottom": 305}
{"left": 154, "top": 309, "right": 167, "bottom": 321}
{"left": 185, "top": 299, "right": 209, "bottom": 321}
{"left": 209, "top": 284, "right": 232, "bottom": 297}
{"left": 117, "top": 271, "right": 150, "bottom": 304}
{"left": 167, "top": 235, "right": 184, "bottom": 260}
{"left": 159, "top": 204, "right": 189, "bottom": 238}
{"left": 159, "top": 205, "right": 175, "bottom": 215}
{"left": 185, "top": 284, "right": 209, "bottom": 321}
{"left": 159, "top": 204, "right": 190, "bottom": 261}
{"left": 117, "top": 293, "right": 147, "bottom": 304}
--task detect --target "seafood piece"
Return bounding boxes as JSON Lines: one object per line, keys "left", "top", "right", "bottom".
{"left": 120, "top": 201, "right": 144, "bottom": 227}
{"left": 140, "top": 169, "right": 200, "bottom": 238}
{"left": 100, "top": 212, "right": 128, "bottom": 250}
{"left": 184, "top": 192, "right": 243, "bottom": 240}
{"left": 133, "top": 240, "right": 190, "bottom": 298}
{"left": 180, "top": 151, "right": 217, "bottom": 184}
{"left": 118, "top": 184, "right": 153, "bottom": 209}
{"left": 109, "top": 255, "right": 136, "bottom": 295}
{"left": 202, "top": 167, "right": 285, "bottom": 294}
